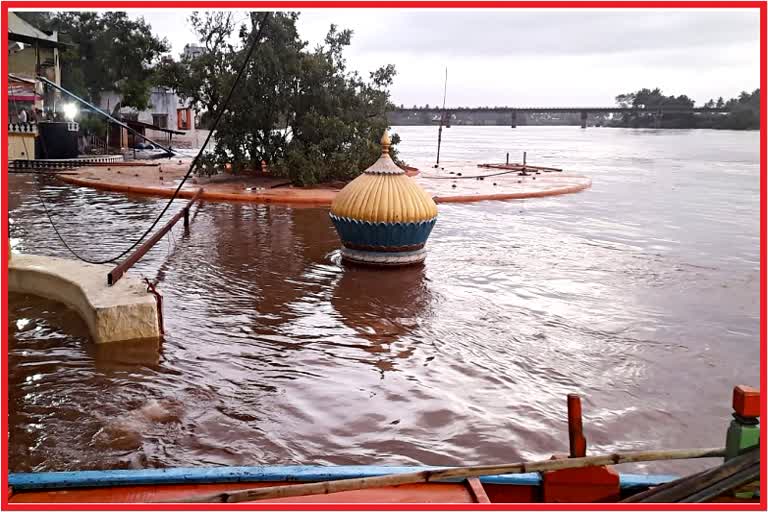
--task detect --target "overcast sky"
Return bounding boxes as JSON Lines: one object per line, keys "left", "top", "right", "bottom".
{"left": 127, "top": 9, "right": 760, "bottom": 107}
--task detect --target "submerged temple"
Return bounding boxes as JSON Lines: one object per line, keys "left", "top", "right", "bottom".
{"left": 330, "top": 130, "right": 438, "bottom": 266}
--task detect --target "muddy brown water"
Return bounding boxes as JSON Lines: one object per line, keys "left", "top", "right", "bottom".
{"left": 7, "top": 126, "right": 760, "bottom": 476}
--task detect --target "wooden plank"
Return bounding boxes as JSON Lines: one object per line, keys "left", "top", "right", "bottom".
{"left": 465, "top": 477, "right": 491, "bottom": 503}
{"left": 622, "top": 447, "right": 758, "bottom": 503}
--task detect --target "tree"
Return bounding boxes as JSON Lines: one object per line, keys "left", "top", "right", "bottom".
{"left": 161, "top": 11, "right": 239, "bottom": 125}
{"left": 164, "top": 11, "right": 400, "bottom": 185}
{"left": 610, "top": 88, "right": 759, "bottom": 130}
{"left": 720, "top": 89, "right": 760, "bottom": 129}
{"left": 46, "top": 12, "right": 170, "bottom": 109}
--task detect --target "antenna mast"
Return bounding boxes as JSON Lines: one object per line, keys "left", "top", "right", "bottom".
{"left": 435, "top": 67, "right": 448, "bottom": 168}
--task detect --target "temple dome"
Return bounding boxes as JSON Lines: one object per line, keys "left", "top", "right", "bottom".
{"left": 329, "top": 130, "right": 438, "bottom": 266}
{"left": 330, "top": 132, "right": 438, "bottom": 223}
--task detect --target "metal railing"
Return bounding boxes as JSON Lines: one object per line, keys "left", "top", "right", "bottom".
{"left": 107, "top": 188, "right": 204, "bottom": 286}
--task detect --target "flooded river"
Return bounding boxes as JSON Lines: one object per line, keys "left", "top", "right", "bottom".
{"left": 7, "top": 126, "right": 760, "bottom": 475}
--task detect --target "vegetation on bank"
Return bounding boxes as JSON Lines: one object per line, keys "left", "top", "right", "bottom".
{"left": 610, "top": 88, "right": 760, "bottom": 130}
{"left": 393, "top": 89, "right": 760, "bottom": 130}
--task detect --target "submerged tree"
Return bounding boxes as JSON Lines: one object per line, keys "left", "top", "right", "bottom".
{"left": 161, "top": 11, "right": 400, "bottom": 186}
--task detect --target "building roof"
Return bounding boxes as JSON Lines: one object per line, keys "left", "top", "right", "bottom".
{"left": 8, "top": 12, "right": 68, "bottom": 48}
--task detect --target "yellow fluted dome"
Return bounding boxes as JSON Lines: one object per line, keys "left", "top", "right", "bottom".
{"left": 330, "top": 132, "right": 437, "bottom": 223}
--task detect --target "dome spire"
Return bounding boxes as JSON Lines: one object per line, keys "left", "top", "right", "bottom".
{"left": 380, "top": 129, "right": 391, "bottom": 155}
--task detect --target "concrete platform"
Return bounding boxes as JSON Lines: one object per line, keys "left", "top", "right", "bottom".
{"left": 58, "top": 161, "right": 338, "bottom": 205}
{"left": 415, "top": 165, "right": 591, "bottom": 203}
{"left": 8, "top": 254, "right": 160, "bottom": 344}
{"left": 55, "top": 159, "right": 590, "bottom": 206}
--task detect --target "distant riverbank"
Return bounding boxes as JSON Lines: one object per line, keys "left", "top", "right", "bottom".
{"left": 388, "top": 89, "right": 760, "bottom": 130}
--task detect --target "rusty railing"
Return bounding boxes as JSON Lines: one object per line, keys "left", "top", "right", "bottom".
{"left": 107, "top": 188, "right": 204, "bottom": 286}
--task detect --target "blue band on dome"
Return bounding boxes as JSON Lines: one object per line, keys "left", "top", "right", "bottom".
{"left": 330, "top": 215, "right": 437, "bottom": 250}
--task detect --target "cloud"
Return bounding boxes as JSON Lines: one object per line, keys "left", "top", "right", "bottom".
{"left": 340, "top": 9, "right": 759, "bottom": 58}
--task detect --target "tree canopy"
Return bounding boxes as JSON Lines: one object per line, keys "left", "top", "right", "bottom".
{"left": 159, "top": 11, "right": 400, "bottom": 186}
{"left": 612, "top": 87, "right": 759, "bottom": 130}
{"left": 18, "top": 11, "right": 170, "bottom": 110}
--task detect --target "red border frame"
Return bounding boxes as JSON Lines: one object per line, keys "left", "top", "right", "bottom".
{"left": 1, "top": 1, "right": 765, "bottom": 510}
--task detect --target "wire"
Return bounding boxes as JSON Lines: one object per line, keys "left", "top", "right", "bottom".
{"left": 421, "top": 169, "right": 527, "bottom": 180}
{"left": 32, "top": 11, "right": 273, "bottom": 265}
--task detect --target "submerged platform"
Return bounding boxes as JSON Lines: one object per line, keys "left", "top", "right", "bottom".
{"left": 416, "top": 163, "right": 591, "bottom": 202}
{"left": 8, "top": 253, "right": 160, "bottom": 344}
{"left": 56, "top": 159, "right": 590, "bottom": 206}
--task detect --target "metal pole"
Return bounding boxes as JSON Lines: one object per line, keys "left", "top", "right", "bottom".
{"left": 506, "top": 152, "right": 509, "bottom": 165}
{"left": 36, "top": 75, "right": 174, "bottom": 156}
{"left": 435, "top": 123, "right": 443, "bottom": 167}
{"left": 435, "top": 67, "right": 448, "bottom": 168}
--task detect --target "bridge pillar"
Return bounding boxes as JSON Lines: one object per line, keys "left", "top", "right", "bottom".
{"left": 580, "top": 111, "right": 588, "bottom": 129}
{"left": 510, "top": 110, "right": 517, "bottom": 128}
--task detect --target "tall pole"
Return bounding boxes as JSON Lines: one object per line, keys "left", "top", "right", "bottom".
{"left": 435, "top": 67, "right": 448, "bottom": 167}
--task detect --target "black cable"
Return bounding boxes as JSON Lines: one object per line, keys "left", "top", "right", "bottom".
{"left": 34, "top": 11, "right": 272, "bottom": 264}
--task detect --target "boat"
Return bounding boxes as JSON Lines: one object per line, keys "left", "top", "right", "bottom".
{"left": 7, "top": 387, "right": 761, "bottom": 505}
{"left": 7, "top": 465, "right": 677, "bottom": 504}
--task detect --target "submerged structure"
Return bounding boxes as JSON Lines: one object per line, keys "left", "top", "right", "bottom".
{"left": 330, "top": 130, "right": 438, "bottom": 266}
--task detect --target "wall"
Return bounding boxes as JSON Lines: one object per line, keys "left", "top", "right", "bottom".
{"left": 8, "top": 254, "right": 161, "bottom": 344}
{"left": 8, "top": 132, "right": 36, "bottom": 160}
{"left": 8, "top": 45, "right": 60, "bottom": 85}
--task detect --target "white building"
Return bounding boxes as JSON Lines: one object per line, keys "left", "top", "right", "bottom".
{"left": 99, "top": 87, "right": 195, "bottom": 132}
{"left": 183, "top": 44, "right": 205, "bottom": 60}
{"left": 98, "top": 87, "right": 197, "bottom": 150}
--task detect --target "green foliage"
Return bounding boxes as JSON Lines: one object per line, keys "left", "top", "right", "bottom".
{"left": 612, "top": 87, "right": 759, "bottom": 130}
{"left": 718, "top": 89, "right": 760, "bottom": 130}
{"left": 159, "top": 12, "right": 239, "bottom": 121}
{"left": 77, "top": 113, "right": 108, "bottom": 135}
{"left": 159, "top": 12, "right": 399, "bottom": 186}
{"left": 44, "top": 12, "right": 169, "bottom": 109}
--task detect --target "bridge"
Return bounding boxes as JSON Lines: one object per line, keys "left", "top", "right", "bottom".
{"left": 389, "top": 106, "right": 729, "bottom": 128}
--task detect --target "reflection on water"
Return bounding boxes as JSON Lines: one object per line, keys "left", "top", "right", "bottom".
{"left": 7, "top": 126, "right": 760, "bottom": 475}
{"left": 331, "top": 265, "right": 433, "bottom": 376}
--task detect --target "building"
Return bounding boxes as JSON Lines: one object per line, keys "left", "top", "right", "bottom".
{"left": 183, "top": 44, "right": 205, "bottom": 60}
{"left": 7, "top": 12, "right": 65, "bottom": 117}
{"left": 99, "top": 87, "right": 194, "bottom": 150}
{"left": 7, "top": 12, "right": 68, "bottom": 160}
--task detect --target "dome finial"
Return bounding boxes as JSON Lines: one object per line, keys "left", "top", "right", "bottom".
{"left": 380, "top": 129, "right": 391, "bottom": 154}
